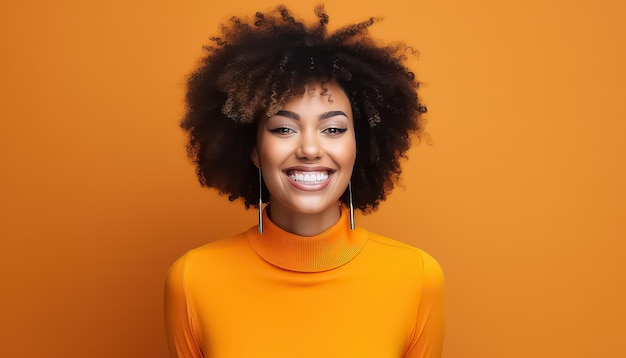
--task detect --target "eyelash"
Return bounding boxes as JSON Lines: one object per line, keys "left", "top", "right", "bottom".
{"left": 269, "top": 127, "right": 348, "bottom": 136}
{"left": 269, "top": 127, "right": 296, "bottom": 134}
{"left": 322, "top": 127, "right": 348, "bottom": 135}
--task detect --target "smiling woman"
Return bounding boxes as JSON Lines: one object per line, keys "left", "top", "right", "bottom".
{"left": 252, "top": 83, "right": 357, "bottom": 236}
{"left": 165, "top": 5, "right": 444, "bottom": 358}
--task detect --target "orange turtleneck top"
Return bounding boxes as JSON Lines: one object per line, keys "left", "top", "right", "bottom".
{"left": 164, "top": 209, "right": 445, "bottom": 357}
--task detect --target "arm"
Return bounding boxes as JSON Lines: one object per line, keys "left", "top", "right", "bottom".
{"left": 164, "top": 254, "right": 204, "bottom": 358}
{"left": 405, "top": 252, "right": 445, "bottom": 358}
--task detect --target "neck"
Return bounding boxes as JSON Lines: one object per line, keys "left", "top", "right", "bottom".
{"left": 266, "top": 200, "right": 342, "bottom": 237}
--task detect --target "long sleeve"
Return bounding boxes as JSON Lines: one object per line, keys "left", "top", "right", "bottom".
{"left": 164, "top": 254, "right": 203, "bottom": 358}
{"left": 405, "top": 252, "right": 445, "bottom": 358}
{"left": 163, "top": 225, "right": 444, "bottom": 358}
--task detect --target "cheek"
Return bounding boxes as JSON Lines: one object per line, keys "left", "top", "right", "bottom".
{"left": 258, "top": 139, "right": 290, "bottom": 166}
{"left": 333, "top": 139, "right": 357, "bottom": 165}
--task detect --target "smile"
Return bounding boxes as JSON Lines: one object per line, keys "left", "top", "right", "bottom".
{"left": 285, "top": 169, "right": 333, "bottom": 187}
{"left": 287, "top": 170, "right": 330, "bottom": 184}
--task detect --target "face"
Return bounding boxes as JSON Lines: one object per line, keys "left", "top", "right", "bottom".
{"left": 252, "top": 82, "right": 357, "bottom": 218}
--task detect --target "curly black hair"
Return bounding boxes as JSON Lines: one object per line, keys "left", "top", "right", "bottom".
{"left": 181, "top": 4, "right": 427, "bottom": 212}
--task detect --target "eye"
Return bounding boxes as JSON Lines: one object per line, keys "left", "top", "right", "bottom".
{"left": 322, "top": 127, "right": 348, "bottom": 135}
{"left": 269, "top": 127, "right": 296, "bottom": 135}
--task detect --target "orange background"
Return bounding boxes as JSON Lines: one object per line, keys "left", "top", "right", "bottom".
{"left": 1, "top": 0, "right": 625, "bottom": 357}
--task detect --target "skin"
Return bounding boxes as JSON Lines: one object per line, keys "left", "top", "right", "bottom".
{"left": 251, "top": 82, "right": 357, "bottom": 237}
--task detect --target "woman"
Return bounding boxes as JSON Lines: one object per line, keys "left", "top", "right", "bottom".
{"left": 165, "top": 5, "right": 444, "bottom": 357}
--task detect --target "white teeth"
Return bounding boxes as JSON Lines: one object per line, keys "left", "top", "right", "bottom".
{"left": 288, "top": 171, "right": 329, "bottom": 184}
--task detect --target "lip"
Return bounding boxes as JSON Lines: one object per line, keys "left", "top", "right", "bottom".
{"left": 283, "top": 166, "right": 335, "bottom": 191}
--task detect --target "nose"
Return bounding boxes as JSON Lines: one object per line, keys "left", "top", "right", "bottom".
{"left": 295, "top": 131, "right": 323, "bottom": 160}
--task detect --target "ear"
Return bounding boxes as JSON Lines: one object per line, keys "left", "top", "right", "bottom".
{"left": 250, "top": 147, "right": 260, "bottom": 168}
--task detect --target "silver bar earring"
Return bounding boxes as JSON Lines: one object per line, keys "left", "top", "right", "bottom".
{"left": 348, "top": 181, "right": 355, "bottom": 230}
{"left": 258, "top": 168, "right": 263, "bottom": 234}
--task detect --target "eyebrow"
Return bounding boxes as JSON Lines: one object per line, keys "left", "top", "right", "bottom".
{"left": 275, "top": 110, "right": 348, "bottom": 120}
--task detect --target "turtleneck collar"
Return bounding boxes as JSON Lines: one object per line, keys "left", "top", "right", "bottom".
{"left": 247, "top": 207, "right": 368, "bottom": 273}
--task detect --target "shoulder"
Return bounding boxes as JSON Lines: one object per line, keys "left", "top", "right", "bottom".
{"left": 361, "top": 229, "right": 444, "bottom": 284}
{"left": 166, "top": 231, "right": 251, "bottom": 281}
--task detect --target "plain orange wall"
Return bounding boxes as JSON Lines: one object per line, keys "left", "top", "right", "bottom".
{"left": 1, "top": 0, "right": 625, "bottom": 357}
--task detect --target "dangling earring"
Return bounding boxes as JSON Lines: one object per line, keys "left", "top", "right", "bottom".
{"left": 348, "top": 181, "right": 355, "bottom": 230}
{"left": 258, "top": 168, "right": 263, "bottom": 234}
